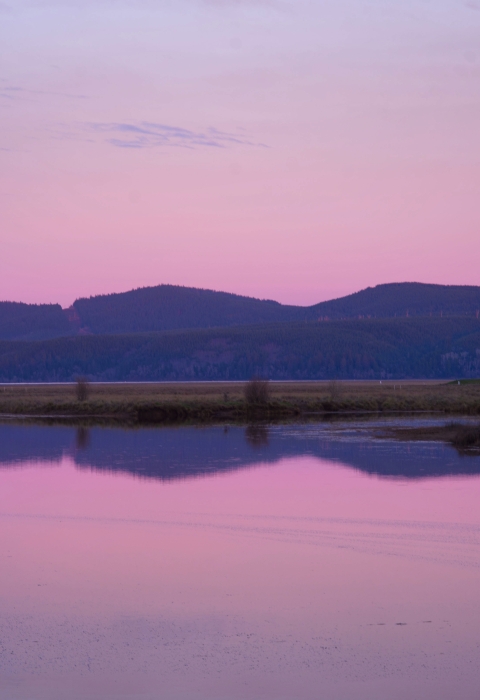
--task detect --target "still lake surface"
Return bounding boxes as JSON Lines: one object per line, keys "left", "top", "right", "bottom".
{"left": 1, "top": 419, "right": 479, "bottom": 700}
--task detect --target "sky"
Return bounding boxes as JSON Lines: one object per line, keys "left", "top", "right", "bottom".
{"left": 1, "top": 0, "right": 479, "bottom": 307}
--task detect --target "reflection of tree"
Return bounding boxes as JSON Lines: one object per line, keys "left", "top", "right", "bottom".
{"left": 245, "top": 424, "right": 269, "bottom": 448}
{"left": 76, "top": 427, "right": 90, "bottom": 451}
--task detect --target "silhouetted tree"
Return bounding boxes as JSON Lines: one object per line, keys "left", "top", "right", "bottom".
{"left": 244, "top": 377, "right": 269, "bottom": 405}
{"left": 328, "top": 379, "right": 340, "bottom": 401}
{"left": 76, "top": 377, "right": 90, "bottom": 401}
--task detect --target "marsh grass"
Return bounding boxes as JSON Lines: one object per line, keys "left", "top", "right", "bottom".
{"left": 0, "top": 380, "right": 478, "bottom": 423}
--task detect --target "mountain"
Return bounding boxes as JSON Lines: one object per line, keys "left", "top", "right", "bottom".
{"left": 0, "top": 301, "right": 72, "bottom": 341}
{"left": 71, "top": 285, "right": 304, "bottom": 334}
{"left": 71, "top": 282, "right": 480, "bottom": 335}
{"left": 1, "top": 282, "right": 480, "bottom": 342}
{"left": 309, "top": 283, "right": 480, "bottom": 320}
{"left": 0, "top": 317, "right": 479, "bottom": 381}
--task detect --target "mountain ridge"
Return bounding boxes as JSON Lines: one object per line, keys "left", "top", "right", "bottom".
{"left": 2, "top": 282, "right": 480, "bottom": 341}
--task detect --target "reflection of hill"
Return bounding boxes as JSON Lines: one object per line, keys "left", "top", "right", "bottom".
{"left": 0, "top": 422, "right": 479, "bottom": 481}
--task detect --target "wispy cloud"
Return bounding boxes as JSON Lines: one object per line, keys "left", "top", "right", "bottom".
{"left": 12, "top": 0, "right": 283, "bottom": 8}
{"left": 202, "top": 0, "right": 281, "bottom": 7}
{"left": 84, "top": 121, "right": 267, "bottom": 149}
{"left": 0, "top": 84, "right": 88, "bottom": 101}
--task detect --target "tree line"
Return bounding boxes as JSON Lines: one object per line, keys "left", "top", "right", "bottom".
{"left": 0, "top": 317, "right": 479, "bottom": 381}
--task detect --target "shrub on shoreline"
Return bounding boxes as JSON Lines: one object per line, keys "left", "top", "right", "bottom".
{"left": 244, "top": 378, "right": 269, "bottom": 405}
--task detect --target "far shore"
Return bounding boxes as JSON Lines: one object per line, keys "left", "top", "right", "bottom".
{"left": 0, "top": 380, "right": 479, "bottom": 424}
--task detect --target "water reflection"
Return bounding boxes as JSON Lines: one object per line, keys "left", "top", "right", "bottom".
{"left": 245, "top": 424, "right": 269, "bottom": 448}
{"left": 75, "top": 426, "right": 90, "bottom": 451}
{"left": 1, "top": 420, "right": 480, "bottom": 700}
{"left": 0, "top": 420, "right": 479, "bottom": 481}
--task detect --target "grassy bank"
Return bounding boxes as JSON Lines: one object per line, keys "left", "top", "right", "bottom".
{"left": 0, "top": 380, "right": 479, "bottom": 423}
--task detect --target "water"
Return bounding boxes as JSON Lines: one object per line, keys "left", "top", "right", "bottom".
{"left": 1, "top": 419, "right": 479, "bottom": 700}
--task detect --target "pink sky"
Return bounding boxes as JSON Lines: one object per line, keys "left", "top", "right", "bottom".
{"left": 1, "top": 0, "right": 480, "bottom": 307}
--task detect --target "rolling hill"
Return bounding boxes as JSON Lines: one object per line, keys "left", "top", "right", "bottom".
{"left": 0, "top": 301, "right": 72, "bottom": 341}
{"left": 2, "top": 282, "right": 480, "bottom": 341}
{"left": 71, "top": 282, "right": 480, "bottom": 335}
{"left": 310, "top": 282, "right": 480, "bottom": 320}
{"left": 1, "top": 283, "right": 479, "bottom": 381}
{"left": 71, "top": 285, "right": 303, "bottom": 334}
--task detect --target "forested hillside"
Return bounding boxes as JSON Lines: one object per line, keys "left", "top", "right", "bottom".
{"left": 72, "top": 285, "right": 303, "bottom": 334}
{"left": 310, "top": 283, "right": 480, "bottom": 319}
{"left": 2, "top": 283, "right": 480, "bottom": 340}
{"left": 0, "top": 302, "right": 72, "bottom": 341}
{"left": 0, "top": 317, "right": 479, "bottom": 382}
{"left": 72, "top": 282, "right": 480, "bottom": 335}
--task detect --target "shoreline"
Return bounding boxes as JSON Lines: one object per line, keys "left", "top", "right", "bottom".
{"left": 0, "top": 380, "right": 478, "bottom": 425}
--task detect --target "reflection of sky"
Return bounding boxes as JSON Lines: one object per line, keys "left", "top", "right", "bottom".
{"left": 1, "top": 1, "right": 480, "bottom": 306}
{"left": 1, "top": 423, "right": 480, "bottom": 699}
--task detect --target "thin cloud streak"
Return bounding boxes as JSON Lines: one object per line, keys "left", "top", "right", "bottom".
{"left": 85, "top": 121, "right": 268, "bottom": 149}
{"left": 11, "top": 0, "right": 283, "bottom": 8}
{"left": 0, "top": 85, "right": 89, "bottom": 101}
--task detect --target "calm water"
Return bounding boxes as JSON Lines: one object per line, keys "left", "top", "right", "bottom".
{"left": 1, "top": 419, "right": 480, "bottom": 700}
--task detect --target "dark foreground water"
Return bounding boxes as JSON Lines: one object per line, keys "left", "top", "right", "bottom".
{"left": 1, "top": 419, "right": 479, "bottom": 700}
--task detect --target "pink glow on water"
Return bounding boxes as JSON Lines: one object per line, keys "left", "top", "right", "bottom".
{"left": 1, "top": 448, "right": 480, "bottom": 699}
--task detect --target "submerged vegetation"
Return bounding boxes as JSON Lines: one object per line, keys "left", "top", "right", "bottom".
{"left": 383, "top": 422, "right": 480, "bottom": 451}
{"left": 449, "top": 423, "right": 480, "bottom": 448}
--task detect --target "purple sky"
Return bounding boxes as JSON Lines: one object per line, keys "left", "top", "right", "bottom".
{"left": 1, "top": 0, "right": 479, "bottom": 307}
